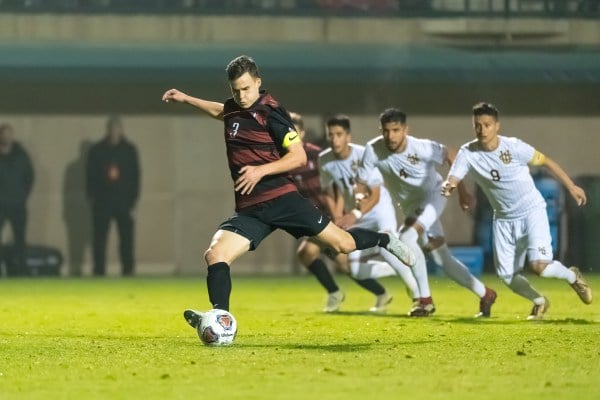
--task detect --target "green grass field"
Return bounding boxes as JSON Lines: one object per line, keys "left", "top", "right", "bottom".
{"left": 1, "top": 274, "right": 599, "bottom": 400}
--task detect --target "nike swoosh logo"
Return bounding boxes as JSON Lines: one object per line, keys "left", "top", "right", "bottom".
{"left": 318, "top": 216, "right": 323, "bottom": 223}
{"left": 289, "top": 134, "right": 298, "bottom": 141}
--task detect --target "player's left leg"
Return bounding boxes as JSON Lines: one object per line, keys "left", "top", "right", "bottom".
{"left": 526, "top": 209, "right": 592, "bottom": 305}
{"left": 494, "top": 217, "right": 548, "bottom": 319}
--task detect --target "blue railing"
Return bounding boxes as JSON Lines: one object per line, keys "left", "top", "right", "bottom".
{"left": 0, "top": 0, "right": 598, "bottom": 18}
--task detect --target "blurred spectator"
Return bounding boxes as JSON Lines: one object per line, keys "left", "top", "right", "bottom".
{"left": 0, "top": 123, "right": 34, "bottom": 276}
{"left": 63, "top": 140, "right": 93, "bottom": 277}
{"left": 86, "top": 116, "right": 140, "bottom": 276}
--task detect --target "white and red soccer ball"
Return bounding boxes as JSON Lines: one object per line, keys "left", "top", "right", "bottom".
{"left": 197, "top": 309, "right": 238, "bottom": 346}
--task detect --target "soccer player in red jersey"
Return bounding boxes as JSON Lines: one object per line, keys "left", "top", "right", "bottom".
{"left": 162, "top": 55, "right": 415, "bottom": 328}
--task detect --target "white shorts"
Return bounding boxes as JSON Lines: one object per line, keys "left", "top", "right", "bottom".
{"left": 401, "top": 190, "right": 446, "bottom": 240}
{"left": 493, "top": 207, "right": 553, "bottom": 283}
{"left": 353, "top": 200, "right": 398, "bottom": 233}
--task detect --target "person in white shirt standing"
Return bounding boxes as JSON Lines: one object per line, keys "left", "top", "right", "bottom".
{"left": 315, "top": 114, "right": 421, "bottom": 313}
{"left": 442, "top": 102, "right": 592, "bottom": 320}
{"left": 357, "top": 108, "right": 497, "bottom": 317}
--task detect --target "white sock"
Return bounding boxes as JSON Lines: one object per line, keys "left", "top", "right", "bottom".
{"left": 539, "top": 260, "right": 576, "bottom": 284}
{"left": 400, "top": 227, "right": 430, "bottom": 298}
{"left": 352, "top": 259, "right": 396, "bottom": 280}
{"left": 430, "top": 244, "right": 486, "bottom": 298}
{"left": 508, "top": 273, "right": 543, "bottom": 301}
{"left": 380, "top": 249, "right": 420, "bottom": 299}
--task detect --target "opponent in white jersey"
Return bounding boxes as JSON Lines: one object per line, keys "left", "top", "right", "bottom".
{"left": 357, "top": 108, "right": 497, "bottom": 317}
{"left": 442, "top": 102, "right": 592, "bottom": 320}
{"left": 305, "top": 114, "right": 420, "bottom": 313}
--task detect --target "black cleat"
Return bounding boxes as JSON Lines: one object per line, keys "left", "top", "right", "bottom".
{"left": 183, "top": 309, "right": 204, "bottom": 329}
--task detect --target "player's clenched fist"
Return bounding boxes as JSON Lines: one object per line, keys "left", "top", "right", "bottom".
{"left": 162, "top": 88, "right": 188, "bottom": 103}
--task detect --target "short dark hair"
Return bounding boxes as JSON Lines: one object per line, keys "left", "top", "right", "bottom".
{"left": 326, "top": 114, "right": 351, "bottom": 132}
{"left": 226, "top": 55, "right": 260, "bottom": 81}
{"left": 472, "top": 102, "right": 499, "bottom": 120}
{"left": 379, "top": 108, "right": 407, "bottom": 126}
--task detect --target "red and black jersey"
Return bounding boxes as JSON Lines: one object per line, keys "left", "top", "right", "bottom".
{"left": 290, "top": 142, "right": 328, "bottom": 213}
{"left": 222, "top": 91, "right": 298, "bottom": 211}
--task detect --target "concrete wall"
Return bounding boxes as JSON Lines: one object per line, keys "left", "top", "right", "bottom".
{"left": 1, "top": 14, "right": 600, "bottom": 46}
{"left": 1, "top": 113, "right": 598, "bottom": 275}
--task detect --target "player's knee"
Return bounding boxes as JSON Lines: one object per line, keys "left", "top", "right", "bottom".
{"left": 204, "top": 247, "right": 222, "bottom": 265}
{"left": 297, "top": 243, "right": 319, "bottom": 265}
{"left": 500, "top": 273, "right": 514, "bottom": 286}
{"left": 337, "top": 234, "right": 356, "bottom": 254}
{"left": 528, "top": 261, "right": 548, "bottom": 275}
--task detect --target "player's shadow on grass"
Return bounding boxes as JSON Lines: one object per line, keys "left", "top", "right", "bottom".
{"left": 237, "top": 341, "right": 436, "bottom": 352}
{"left": 322, "top": 311, "right": 412, "bottom": 319}
{"left": 444, "top": 317, "right": 598, "bottom": 325}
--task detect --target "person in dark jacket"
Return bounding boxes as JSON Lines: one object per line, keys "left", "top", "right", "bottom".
{"left": 0, "top": 123, "right": 34, "bottom": 276}
{"left": 86, "top": 116, "right": 140, "bottom": 276}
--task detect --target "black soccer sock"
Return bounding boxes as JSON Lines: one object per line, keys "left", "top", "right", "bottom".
{"left": 206, "top": 262, "right": 232, "bottom": 311}
{"left": 307, "top": 258, "right": 339, "bottom": 294}
{"left": 352, "top": 278, "right": 386, "bottom": 296}
{"left": 348, "top": 228, "right": 389, "bottom": 250}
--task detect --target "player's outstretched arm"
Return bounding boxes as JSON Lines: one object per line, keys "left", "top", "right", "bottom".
{"left": 162, "top": 88, "right": 224, "bottom": 120}
{"left": 444, "top": 146, "right": 475, "bottom": 212}
{"left": 540, "top": 156, "right": 587, "bottom": 206}
{"left": 441, "top": 176, "right": 461, "bottom": 197}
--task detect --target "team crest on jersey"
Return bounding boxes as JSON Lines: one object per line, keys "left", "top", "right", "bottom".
{"left": 538, "top": 246, "right": 547, "bottom": 256}
{"left": 407, "top": 153, "right": 420, "bottom": 165}
{"left": 351, "top": 160, "right": 360, "bottom": 172}
{"left": 499, "top": 150, "right": 512, "bottom": 165}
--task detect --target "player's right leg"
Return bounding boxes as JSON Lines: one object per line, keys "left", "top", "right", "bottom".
{"left": 398, "top": 223, "right": 434, "bottom": 317}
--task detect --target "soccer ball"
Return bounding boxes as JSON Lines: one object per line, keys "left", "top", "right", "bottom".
{"left": 197, "top": 309, "right": 237, "bottom": 346}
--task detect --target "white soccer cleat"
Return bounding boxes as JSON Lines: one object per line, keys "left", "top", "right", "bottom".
{"left": 569, "top": 266, "right": 593, "bottom": 304}
{"left": 526, "top": 297, "right": 550, "bottom": 321}
{"left": 369, "top": 292, "right": 393, "bottom": 313}
{"left": 323, "top": 290, "right": 345, "bottom": 313}
{"left": 384, "top": 233, "right": 416, "bottom": 267}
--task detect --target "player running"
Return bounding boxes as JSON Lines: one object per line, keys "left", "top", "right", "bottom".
{"left": 357, "top": 108, "right": 498, "bottom": 317}
{"left": 442, "top": 102, "right": 592, "bottom": 320}
{"left": 289, "top": 112, "right": 404, "bottom": 313}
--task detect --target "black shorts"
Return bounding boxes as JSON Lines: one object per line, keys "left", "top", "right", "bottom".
{"left": 219, "top": 192, "right": 330, "bottom": 251}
